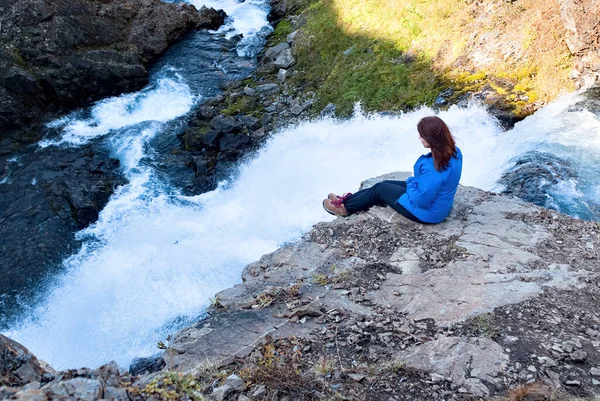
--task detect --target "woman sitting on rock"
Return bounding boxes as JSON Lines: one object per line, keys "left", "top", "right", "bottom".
{"left": 323, "top": 116, "right": 463, "bottom": 224}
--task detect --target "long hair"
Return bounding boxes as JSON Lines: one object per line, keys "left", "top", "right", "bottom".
{"left": 417, "top": 116, "right": 457, "bottom": 172}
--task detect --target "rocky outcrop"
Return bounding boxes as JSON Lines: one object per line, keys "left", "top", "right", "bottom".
{"left": 0, "top": 335, "right": 54, "bottom": 387}
{"left": 0, "top": 0, "right": 226, "bottom": 152}
{"left": 159, "top": 172, "right": 599, "bottom": 399}
{"left": 0, "top": 338, "right": 130, "bottom": 401}
{"left": 559, "top": 0, "right": 600, "bottom": 89}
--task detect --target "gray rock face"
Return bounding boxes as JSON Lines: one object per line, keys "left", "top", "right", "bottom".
{"left": 164, "top": 172, "right": 597, "bottom": 373}
{"left": 559, "top": 0, "right": 600, "bottom": 88}
{"left": 0, "top": 0, "right": 226, "bottom": 150}
{"left": 0, "top": 144, "right": 126, "bottom": 320}
{"left": 394, "top": 337, "right": 508, "bottom": 396}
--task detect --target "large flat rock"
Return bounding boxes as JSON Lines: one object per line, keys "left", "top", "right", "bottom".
{"left": 165, "top": 172, "right": 598, "bottom": 373}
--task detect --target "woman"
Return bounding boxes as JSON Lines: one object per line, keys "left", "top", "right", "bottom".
{"left": 323, "top": 116, "right": 462, "bottom": 224}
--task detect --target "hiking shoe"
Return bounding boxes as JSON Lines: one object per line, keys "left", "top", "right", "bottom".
{"left": 328, "top": 193, "right": 340, "bottom": 201}
{"left": 323, "top": 198, "right": 349, "bottom": 217}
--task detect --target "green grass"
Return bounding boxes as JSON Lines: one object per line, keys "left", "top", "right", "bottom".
{"left": 287, "top": 0, "right": 440, "bottom": 116}
{"left": 221, "top": 95, "right": 263, "bottom": 117}
{"left": 271, "top": 19, "right": 294, "bottom": 43}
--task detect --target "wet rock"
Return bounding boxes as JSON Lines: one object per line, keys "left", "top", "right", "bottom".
{"left": 0, "top": 144, "right": 126, "bottom": 321}
{"left": 237, "top": 115, "right": 261, "bottom": 131}
{"left": 129, "top": 355, "right": 166, "bottom": 376}
{"left": 320, "top": 103, "right": 337, "bottom": 117}
{"left": 210, "top": 115, "right": 240, "bottom": 134}
{"left": 434, "top": 88, "right": 455, "bottom": 106}
{"left": 0, "top": 0, "right": 227, "bottom": 150}
{"left": 196, "top": 7, "right": 227, "bottom": 30}
{"left": 218, "top": 134, "right": 253, "bottom": 160}
{"left": 202, "top": 130, "right": 223, "bottom": 149}
{"left": 499, "top": 151, "right": 577, "bottom": 208}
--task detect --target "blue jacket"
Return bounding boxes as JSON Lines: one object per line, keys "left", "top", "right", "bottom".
{"left": 398, "top": 147, "right": 463, "bottom": 223}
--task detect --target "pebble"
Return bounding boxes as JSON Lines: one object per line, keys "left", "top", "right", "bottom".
{"left": 252, "top": 385, "right": 266, "bottom": 398}
{"left": 210, "top": 385, "right": 233, "bottom": 401}
{"left": 565, "top": 380, "right": 581, "bottom": 386}
{"left": 348, "top": 373, "right": 365, "bottom": 382}
{"left": 224, "top": 374, "right": 245, "bottom": 391}
{"left": 591, "top": 367, "right": 600, "bottom": 377}
{"left": 538, "top": 356, "right": 557, "bottom": 367}
{"left": 570, "top": 350, "right": 587, "bottom": 362}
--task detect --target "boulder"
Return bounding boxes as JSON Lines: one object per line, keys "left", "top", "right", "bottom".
{"left": 0, "top": 335, "right": 53, "bottom": 386}
{"left": 210, "top": 115, "right": 241, "bottom": 134}
{"left": 262, "top": 43, "right": 296, "bottom": 70}
{"left": 255, "top": 83, "right": 281, "bottom": 96}
{"left": 43, "top": 378, "right": 102, "bottom": 401}
{"left": 129, "top": 355, "right": 166, "bottom": 376}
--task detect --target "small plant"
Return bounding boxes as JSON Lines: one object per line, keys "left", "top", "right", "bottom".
{"left": 288, "top": 282, "right": 302, "bottom": 297}
{"left": 312, "top": 273, "right": 329, "bottom": 286}
{"left": 332, "top": 270, "right": 350, "bottom": 283}
{"left": 131, "top": 372, "right": 206, "bottom": 401}
{"left": 389, "top": 360, "right": 405, "bottom": 374}
{"left": 312, "top": 356, "right": 336, "bottom": 377}
{"left": 471, "top": 313, "right": 498, "bottom": 338}
{"left": 209, "top": 295, "right": 223, "bottom": 309}
{"left": 254, "top": 292, "right": 274, "bottom": 308}
{"left": 157, "top": 334, "right": 172, "bottom": 350}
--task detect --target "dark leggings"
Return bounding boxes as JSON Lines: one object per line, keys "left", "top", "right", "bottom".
{"left": 344, "top": 180, "right": 425, "bottom": 223}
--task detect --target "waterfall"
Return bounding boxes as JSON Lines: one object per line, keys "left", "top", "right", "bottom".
{"left": 3, "top": 0, "right": 600, "bottom": 370}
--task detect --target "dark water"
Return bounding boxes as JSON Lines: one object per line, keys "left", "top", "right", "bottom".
{"left": 0, "top": 31, "right": 262, "bottom": 329}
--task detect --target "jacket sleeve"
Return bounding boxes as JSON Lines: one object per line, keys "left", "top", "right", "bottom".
{"left": 405, "top": 165, "right": 444, "bottom": 208}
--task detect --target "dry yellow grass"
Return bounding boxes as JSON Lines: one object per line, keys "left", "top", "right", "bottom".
{"left": 286, "top": 0, "right": 574, "bottom": 114}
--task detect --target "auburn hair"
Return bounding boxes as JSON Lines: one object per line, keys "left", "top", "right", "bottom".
{"left": 417, "top": 116, "right": 457, "bottom": 172}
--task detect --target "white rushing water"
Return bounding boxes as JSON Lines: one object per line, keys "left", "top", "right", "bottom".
{"left": 4, "top": 0, "right": 600, "bottom": 368}
{"left": 186, "top": 0, "right": 271, "bottom": 56}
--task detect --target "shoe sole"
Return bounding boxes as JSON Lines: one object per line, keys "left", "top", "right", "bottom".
{"left": 323, "top": 200, "right": 336, "bottom": 216}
